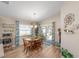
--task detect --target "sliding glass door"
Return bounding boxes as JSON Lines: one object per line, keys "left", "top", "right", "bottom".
{"left": 41, "top": 26, "right": 47, "bottom": 37}
{"left": 41, "top": 23, "right": 55, "bottom": 45}
{"left": 46, "top": 25, "right": 53, "bottom": 40}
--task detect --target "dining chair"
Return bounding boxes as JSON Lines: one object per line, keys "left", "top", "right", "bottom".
{"left": 23, "top": 39, "right": 31, "bottom": 54}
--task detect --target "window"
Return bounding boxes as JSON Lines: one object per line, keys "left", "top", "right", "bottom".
{"left": 19, "top": 25, "right": 32, "bottom": 36}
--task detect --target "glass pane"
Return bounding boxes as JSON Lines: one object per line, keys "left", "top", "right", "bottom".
{"left": 19, "top": 25, "right": 32, "bottom": 36}
{"left": 41, "top": 27, "right": 46, "bottom": 36}
{"left": 46, "top": 26, "right": 52, "bottom": 40}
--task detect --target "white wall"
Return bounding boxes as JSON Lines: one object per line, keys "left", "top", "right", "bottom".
{"left": 61, "top": 2, "right": 79, "bottom": 57}
{"left": 55, "top": 15, "right": 61, "bottom": 42}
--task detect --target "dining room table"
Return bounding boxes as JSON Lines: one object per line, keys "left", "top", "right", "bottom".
{"left": 23, "top": 36, "right": 43, "bottom": 53}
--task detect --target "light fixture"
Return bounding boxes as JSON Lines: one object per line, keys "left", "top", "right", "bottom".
{"left": 35, "top": 25, "right": 37, "bottom": 28}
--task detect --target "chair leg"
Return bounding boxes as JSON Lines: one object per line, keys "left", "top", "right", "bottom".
{"left": 26, "top": 49, "right": 28, "bottom": 54}
{"left": 24, "top": 47, "right": 26, "bottom": 52}
{"left": 26, "top": 47, "right": 29, "bottom": 54}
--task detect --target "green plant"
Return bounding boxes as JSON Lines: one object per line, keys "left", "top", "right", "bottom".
{"left": 61, "top": 48, "right": 74, "bottom": 58}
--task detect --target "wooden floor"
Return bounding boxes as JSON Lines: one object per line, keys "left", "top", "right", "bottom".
{"left": 4, "top": 45, "right": 61, "bottom": 58}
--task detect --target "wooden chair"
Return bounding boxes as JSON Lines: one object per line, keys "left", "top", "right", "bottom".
{"left": 23, "top": 39, "right": 31, "bottom": 54}
{"left": 31, "top": 39, "right": 43, "bottom": 51}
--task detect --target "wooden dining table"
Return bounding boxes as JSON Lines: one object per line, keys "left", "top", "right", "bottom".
{"left": 23, "top": 37, "right": 43, "bottom": 53}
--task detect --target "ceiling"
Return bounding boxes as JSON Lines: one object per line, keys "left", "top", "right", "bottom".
{"left": 0, "top": 1, "right": 63, "bottom": 21}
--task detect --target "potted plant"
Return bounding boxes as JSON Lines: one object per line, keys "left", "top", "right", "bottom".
{"left": 61, "top": 48, "right": 74, "bottom": 58}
